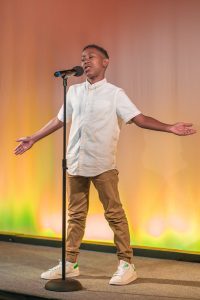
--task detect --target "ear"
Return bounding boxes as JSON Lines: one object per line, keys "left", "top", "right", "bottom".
{"left": 103, "top": 58, "right": 109, "bottom": 69}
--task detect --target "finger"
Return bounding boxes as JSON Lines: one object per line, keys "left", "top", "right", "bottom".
{"left": 14, "top": 147, "right": 24, "bottom": 155}
{"left": 188, "top": 129, "right": 196, "bottom": 134}
{"left": 184, "top": 123, "right": 193, "bottom": 127}
{"left": 185, "top": 129, "right": 196, "bottom": 135}
{"left": 14, "top": 146, "right": 22, "bottom": 153}
{"left": 14, "top": 148, "right": 23, "bottom": 155}
{"left": 15, "top": 148, "right": 26, "bottom": 155}
{"left": 14, "top": 144, "right": 28, "bottom": 155}
{"left": 16, "top": 138, "right": 26, "bottom": 142}
{"left": 14, "top": 146, "right": 19, "bottom": 152}
{"left": 14, "top": 142, "right": 24, "bottom": 149}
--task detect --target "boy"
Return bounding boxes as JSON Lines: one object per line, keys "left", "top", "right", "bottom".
{"left": 14, "top": 44, "right": 196, "bottom": 285}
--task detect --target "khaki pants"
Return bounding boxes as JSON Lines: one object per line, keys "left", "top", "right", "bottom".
{"left": 66, "top": 169, "right": 133, "bottom": 263}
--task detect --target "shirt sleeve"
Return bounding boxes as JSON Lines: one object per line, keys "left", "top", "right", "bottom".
{"left": 57, "top": 86, "right": 73, "bottom": 123}
{"left": 116, "top": 89, "right": 141, "bottom": 123}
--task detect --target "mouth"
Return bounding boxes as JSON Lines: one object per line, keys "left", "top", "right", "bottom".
{"left": 84, "top": 65, "right": 92, "bottom": 73}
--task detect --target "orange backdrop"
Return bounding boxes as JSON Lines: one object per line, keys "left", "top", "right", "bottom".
{"left": 0, "top": 0, "right": 200, "bottom": 253}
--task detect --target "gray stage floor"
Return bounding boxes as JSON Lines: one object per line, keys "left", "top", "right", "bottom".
{"left": 0, "top": 241, "right": 200, "bottom": 300}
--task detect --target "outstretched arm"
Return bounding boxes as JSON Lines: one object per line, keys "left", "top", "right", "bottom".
{"left": 129, "top": 114, "right": 196, "bottom": 136}
{"left": 14, "top": 116, "right": 64, "bottom": 155}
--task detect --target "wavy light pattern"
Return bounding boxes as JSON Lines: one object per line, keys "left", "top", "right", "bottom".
{"left": 0, "top": 0, "right": 200, "bottom": 253}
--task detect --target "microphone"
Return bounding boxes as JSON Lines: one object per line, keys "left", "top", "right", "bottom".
{"left": 54, "top": 66, "right": 84, "bottom": 78}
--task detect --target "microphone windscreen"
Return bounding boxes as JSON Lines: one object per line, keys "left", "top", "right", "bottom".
{"left": 73, "top": 66, "right": 84, "bottom": 77}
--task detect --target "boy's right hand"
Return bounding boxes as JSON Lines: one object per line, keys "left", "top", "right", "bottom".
{"left": 14, "top": 137, "right": 35, "bottom": 155}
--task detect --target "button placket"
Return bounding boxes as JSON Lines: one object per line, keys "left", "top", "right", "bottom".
{"left": 78, "top": 87, "right": 93, "bottom": 172}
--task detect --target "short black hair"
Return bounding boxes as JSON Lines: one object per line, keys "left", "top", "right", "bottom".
{"left": 82, "top": 44, "right": 109, "bottom": 59}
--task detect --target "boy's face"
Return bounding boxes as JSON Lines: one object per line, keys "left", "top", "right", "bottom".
{"left": 81, "top": 48, "right": 109, "bottom": 83}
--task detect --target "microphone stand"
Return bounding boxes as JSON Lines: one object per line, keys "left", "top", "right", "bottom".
{"left": 45, "top": 75, "right": 83, "bottom": 292}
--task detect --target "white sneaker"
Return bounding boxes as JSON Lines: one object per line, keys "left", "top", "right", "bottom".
{"left": 40, "top": 260, "right": 80, "bottom": 280}
{"left": 109, "top": 260, "right": 137, "bottom": 285}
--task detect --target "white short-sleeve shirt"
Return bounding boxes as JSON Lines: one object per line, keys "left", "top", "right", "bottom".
{"left": 57, "top": 78, "right": 141, "bottom": 176}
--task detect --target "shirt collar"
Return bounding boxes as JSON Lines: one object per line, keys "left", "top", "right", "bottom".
{"left": 85, "top": 78, "right": 107, "bottom": 90}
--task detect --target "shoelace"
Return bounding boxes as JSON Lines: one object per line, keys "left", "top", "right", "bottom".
{"left": 48, "top": 259, "right": 62, "bottom": 271}
{"left": 113, "top": 265, "right": 129, "bottom": 276}
{"left": 113, "top": 263, "right": 135, "bottom": 277}
{"left": 48, "top": 259, "right": 74, "bottom": 272}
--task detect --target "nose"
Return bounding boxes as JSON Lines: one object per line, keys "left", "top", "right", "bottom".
{"left": 84, "top": 57, "right": 90, "bottom": 64}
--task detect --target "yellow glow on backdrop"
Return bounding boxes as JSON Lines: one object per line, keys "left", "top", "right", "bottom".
{"left": 0, "top": 0, "right": 200, "bottom": 253}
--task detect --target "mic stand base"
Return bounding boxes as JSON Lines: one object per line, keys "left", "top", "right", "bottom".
{"left": 45, "top": 278, "right": 83, "bottom": 292}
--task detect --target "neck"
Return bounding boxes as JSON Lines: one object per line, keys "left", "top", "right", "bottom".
{"left": 87, "top": 74, "right": 105, "bottom": 85}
